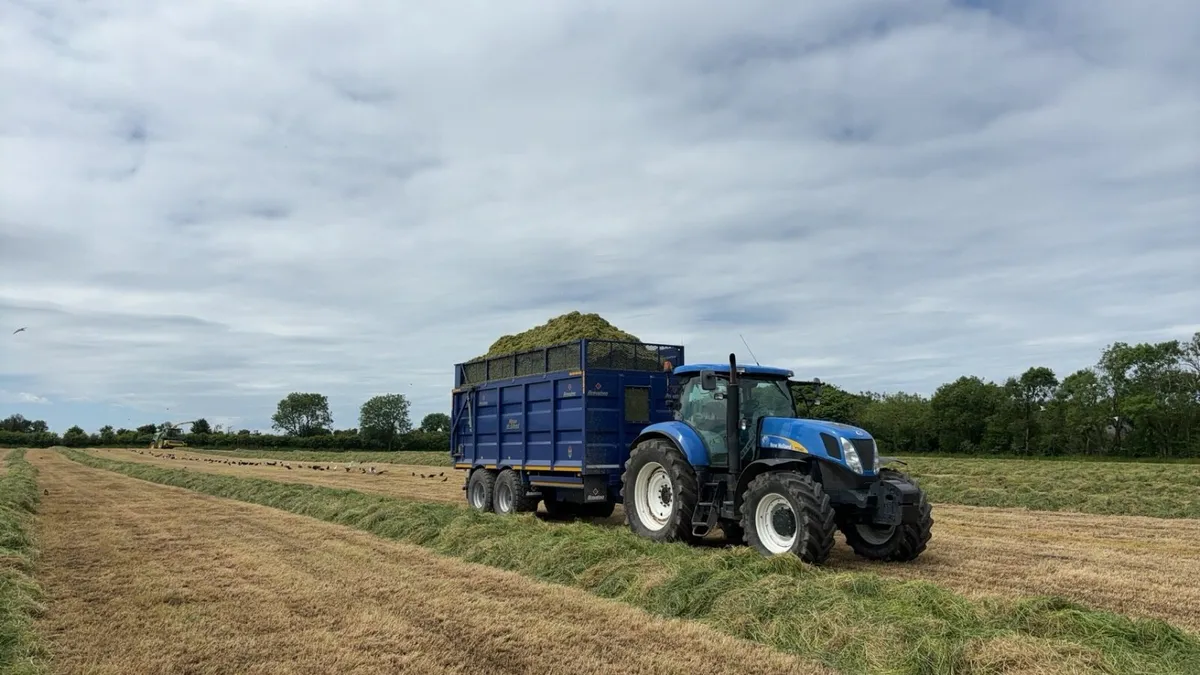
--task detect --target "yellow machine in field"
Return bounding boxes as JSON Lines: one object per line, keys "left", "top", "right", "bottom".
{"left": 149, "top": 420, "right": 198, "bottom": 449}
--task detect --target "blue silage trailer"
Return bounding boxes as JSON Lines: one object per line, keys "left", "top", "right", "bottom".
{"left": 450, "top": 339, "right": 685, "bottom": 518}
{"left": 450, "top": 338, "right": 934, "bottom": 566}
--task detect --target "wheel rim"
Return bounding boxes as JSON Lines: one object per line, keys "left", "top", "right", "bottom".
{"left": 854, "top": 523, "right": 896, "bottom": 545}
{"left": 469, "top": 480, "right": 486, "bottom": 509}
{"left": 496, "top": 481, "right": 512, "bottom": 513}
{"left": 634, "top": 462, "right": 673, "bottom": 531}
{"left": 755, "top": 493, "right": 798, "bottom": 554}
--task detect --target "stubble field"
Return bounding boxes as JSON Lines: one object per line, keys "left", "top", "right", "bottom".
{"left": 6, "top": 446, "right": 1200, "bottom": 674}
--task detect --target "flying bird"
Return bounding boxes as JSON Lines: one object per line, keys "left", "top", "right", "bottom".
{"left": 12, "top": 327, "right": 26, "bottom": 334}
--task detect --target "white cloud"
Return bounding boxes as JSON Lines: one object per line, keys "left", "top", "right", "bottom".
{"left": 1, "top": 0, "right": 1197, "bottom": 431}
{"left": 0, "top": 391, "right": 50, "bottom": 405}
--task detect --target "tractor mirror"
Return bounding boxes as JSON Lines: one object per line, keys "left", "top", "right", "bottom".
{"left": 700, "top": 370, "right": 717, "bottom": 391}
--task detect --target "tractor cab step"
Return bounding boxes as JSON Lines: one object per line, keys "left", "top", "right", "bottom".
{"left": 691, "top": 480, "right": 727, "bottom": 538}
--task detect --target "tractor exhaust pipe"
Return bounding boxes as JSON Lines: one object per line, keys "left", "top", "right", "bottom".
{"left": 727, "top": 353, "right": 741, "bottom": 478}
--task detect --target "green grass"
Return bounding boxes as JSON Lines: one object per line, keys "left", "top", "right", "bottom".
{"left": 63, "top": 448, "right": 1200, "bottom": 675}
{"left": 178, "top": 447, "right": 450, "bottom": 466}
{"left": 0, "top": 450, "right": 49, "bottom": 675}
{"left": 898, "top": 456, "right": 1200, "bottom": 519}
{"left": 187, "top": 448, "right": 1200, "bottom": 519}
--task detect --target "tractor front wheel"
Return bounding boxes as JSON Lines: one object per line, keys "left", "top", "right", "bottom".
{"left": 740, "top": 471, "right": 836, "bottom": 564}
{"left": 838, "top": 469, "right": 933, "bottom": 562}
{"left": 621, "top": 438, "right": 698, "bottom": 543}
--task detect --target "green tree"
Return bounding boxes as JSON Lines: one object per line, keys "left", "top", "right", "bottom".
{"left": 98, "top": 425, "right": 116, "bottom": 444}
{"left": 190, "top": 418, "right": 212, "bottom": 434}
{"left": 63, "top": 424, "right": 89, "bottom": 447}
{"left": 420, "top": 412, "right": 451, "bottom": 433}
{"left": 271, "top": 393, "right": 333, "bottom": 436}
{"left": 795, "top": 383, "right": 869, "bottom": 424}
{"left": 0, "top": 414, "right": 32, "bottom": 433}
{"left": 136, "top": 423, "right": 157, "bottom": 434}
{"left": 858, "top": 391, "right": 934, "bottom": 454}
{"left": 1005, "top": 366, "right": 1059, "bottom": 455}
{"left": 29, "top": 419, "right": 48, "bottom": 433}
{"left": 930, "top": 376, "right": 1006, "bottom": 453}
{"left": 359, "top": 394, "right": 412, "bottom": 451}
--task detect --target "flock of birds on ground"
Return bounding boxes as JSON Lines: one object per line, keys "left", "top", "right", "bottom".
{"left": 120, "top": 448, "right": 451, "bottom": 481}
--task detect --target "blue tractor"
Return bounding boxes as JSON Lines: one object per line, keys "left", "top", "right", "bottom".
{"left": 451, "top": 340, "right": 932, "bottom": 565}
{"left": 622, "top": 353, "right": 933, "bottom": 564}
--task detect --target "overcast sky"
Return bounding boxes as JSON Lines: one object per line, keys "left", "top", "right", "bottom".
{"left": 2, "top": 0, "right": 1197, "bottom": 434}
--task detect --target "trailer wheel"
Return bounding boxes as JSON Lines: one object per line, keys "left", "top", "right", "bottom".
{"left": 839, "top": 469, "right": 933, "bottom": 562}
{"left": 466, "top": 469, "right": 497, "bottom": 513}
{"left": 740, "top": 471, "right": 835, "bottom": 564}
{"left": 493, "top": 469, "right": 538, "bottom": 515}
{"left": 621, "top": 438, "right": 698, "bottom": 543}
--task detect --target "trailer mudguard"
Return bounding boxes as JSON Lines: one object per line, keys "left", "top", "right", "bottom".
{"left": 632, "top": 421, "right": 710, "bottom": 467}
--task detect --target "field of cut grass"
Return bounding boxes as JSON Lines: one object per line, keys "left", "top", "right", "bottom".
{"left": 178, "top": 446, "right": 1200, "bottom": 519}
{"left": 0, "top": 450, "right": 48, "bottom": 675}
{"left": 62, "top": 448, "right": 1200, "bottom": 675}
{"left": 88, "top": 445, "right": 1200, "bottom": 630}
{"left": 182, "top": 447, "right": 449, "bottom": 466}
{"left": 898, "top": 456, "right": 1200, "bottom": 519}
{"left": 32, "top": 451, "right": 822, "bottom": 675}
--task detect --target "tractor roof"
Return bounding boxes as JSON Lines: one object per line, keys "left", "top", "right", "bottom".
{"left": 672, "top": 363, "right": 794, "bottom": 378}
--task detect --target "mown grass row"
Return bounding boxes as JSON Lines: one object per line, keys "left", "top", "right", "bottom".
{"left": 899, "top": 456, "right": 1200, "bottom": 519}
{"left": 180, "top": 446, "right": 1200, "bottom": 520}
{"left": 64, "top": 449, "right": 1200, "bottom": 675}
{"left": 0, "top": 450, "right": 48, "bottom": 675}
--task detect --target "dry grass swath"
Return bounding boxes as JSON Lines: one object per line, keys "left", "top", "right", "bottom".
{"left": 30, "top": 450, "right": 828, "bottom": 675}
{"left": 87, "top": 446, "right": 1200, "bottom": 633}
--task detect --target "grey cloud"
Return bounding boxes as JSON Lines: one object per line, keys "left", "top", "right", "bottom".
{"left": 0, "top": 0, "right": 1196, "bottom": 430}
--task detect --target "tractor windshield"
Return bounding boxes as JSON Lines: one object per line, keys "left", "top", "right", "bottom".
{"left": 740, "top": 377, "right": 794, "bottom": 420}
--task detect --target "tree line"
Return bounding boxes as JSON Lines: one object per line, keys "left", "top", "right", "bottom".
{"left": 0, "top": 392, "right": 452, "bottom": 451}
{"left": 794, "top": 333, "right": 1200, "bottom": 459}
{"left": 3, "top": 333, "right": 1198, "bottom": 458}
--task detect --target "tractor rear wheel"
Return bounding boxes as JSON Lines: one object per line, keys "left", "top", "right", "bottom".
{"left": 493, "top": 468, "right": 538, "bottom": 515}
{"left": 838, "top": 469, "right": 933, "bottom": 562}
{"left": 466, "top": 468, "right": 497, "bottom": 513}
{"left": 621, "top": 438, "right": 698, "bottom": 543}
{"left": 740, "top": 471, "right": 836, "bottom": 564}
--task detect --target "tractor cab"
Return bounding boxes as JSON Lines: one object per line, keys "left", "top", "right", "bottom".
{"left": 670, "top": 363, "right": 819, "bottom": 468}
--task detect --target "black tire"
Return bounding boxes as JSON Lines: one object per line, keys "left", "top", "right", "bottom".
{"left": 620, "top": 438, "right": 699, "bottom": 543}
{"left": 740, "top": 471, "right": 836, "bottom": 564}
{"left": 839, "top": 469, "right": 933, "bottom": 562}
{"left": 493, "top": 469, "right": 538, "bottom": 515}
{"left": 466, "top": 468, "right": 497, "bottom": 513}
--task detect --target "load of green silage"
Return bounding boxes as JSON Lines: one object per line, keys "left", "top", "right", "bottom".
{"left": 482, "top": 311, "right": 643, "bottom": 357}
{"left": 468, "top": 312, "right": 664, "bottom": 375}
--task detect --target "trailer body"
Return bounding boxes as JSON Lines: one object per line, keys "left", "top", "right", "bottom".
{"left": 450, "top": 339, "right": 684, "bottom": 505}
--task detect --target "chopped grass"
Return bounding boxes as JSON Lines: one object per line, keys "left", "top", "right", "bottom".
{"left": 64, "top": 448, "right": 1200, "bottom": 675}
{"left": 0, "top": 450, "right": 48, "bottom": 675}
{"left": 181, "top": 448, "right": 1200, "bottom": 519}
{"left": 898, "top": 456, "right": 1200, "bottom": 519}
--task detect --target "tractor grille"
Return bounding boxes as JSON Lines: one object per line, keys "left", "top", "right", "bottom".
{"left": 849, "top": 438, "right": 876, "bottom": 470}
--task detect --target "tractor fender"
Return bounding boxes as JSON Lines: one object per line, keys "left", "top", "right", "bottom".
{"left": 631, "top": 422, "right": 709, "bottom": 467}
{"left": 734, "top": 458, "right": 815, "bottom": 509}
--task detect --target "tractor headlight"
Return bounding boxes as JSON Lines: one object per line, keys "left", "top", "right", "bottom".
{"left": 839, "top": 437, "right": 863, "bottom": 474}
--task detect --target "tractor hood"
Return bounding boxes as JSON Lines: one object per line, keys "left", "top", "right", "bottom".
{"left": 757, "top": 416, "right": 877, "bottom": 474}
